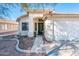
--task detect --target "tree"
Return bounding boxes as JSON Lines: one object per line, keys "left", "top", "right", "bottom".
{"left": 0, "top": 3, "right": 18, "bottom": 19}
{"left": 20, "top": 3, "right": 29, "bottom": 11}
{"left": 0, "top": 3, "right": 59, "bottom": 19}
{"left": 20, "top": 3, "right": 59, "bottom": 11}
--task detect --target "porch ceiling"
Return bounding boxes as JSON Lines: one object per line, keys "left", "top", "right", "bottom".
{"left": 28, "top": 9, "right": 51, "bottom": 14}
{"left": 33, "top": 16, "right": 44, "bottom": 20}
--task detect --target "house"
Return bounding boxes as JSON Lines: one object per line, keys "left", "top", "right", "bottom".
{"left": 16, "top": 10, "right": 79, "bottom": 41}
{"left": 16, "top": 10, "right": 51, "bottom": 37}
{"left": 0, "top": 19, "right": 18, "bottom": 34}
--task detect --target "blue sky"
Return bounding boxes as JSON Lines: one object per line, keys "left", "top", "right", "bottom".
{"left": 7, "top": 4, "right": 25, "bottom": 20}
{"left": 55, "top": 3, "right": 79, "bottom": 13}
{"left": 3, "top": 3, "right": 79, "bottom": 20}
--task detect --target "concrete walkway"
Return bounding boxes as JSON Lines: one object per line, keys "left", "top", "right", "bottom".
{"left": 31, "top": 35, "right": 45, "bottom": 53}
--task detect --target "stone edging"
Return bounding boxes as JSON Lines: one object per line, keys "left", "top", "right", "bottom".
{"left": 15, "top": 39, "right": 31, "bottom": 53}
{"left": 0, "top": 37, "right": 31, "bottom": 53}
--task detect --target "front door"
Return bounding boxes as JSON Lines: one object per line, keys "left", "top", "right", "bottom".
{"left": 38, "top": 23, "right": 44, "bottom": 35}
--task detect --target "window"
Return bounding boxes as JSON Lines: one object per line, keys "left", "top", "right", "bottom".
{"left": 0, "top": 24, "right": 4, "bottom": 30}
{"left": 22, "top": 22, "right": 28, "bottom": 31}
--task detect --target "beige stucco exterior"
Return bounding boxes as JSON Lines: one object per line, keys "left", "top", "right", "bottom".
{"left": 17, "top": 10, "right": 46, "bottom": 37}
{"left": 17, "top": 10, "right": 79, "bottom": 41}
{"left": 0, "top": 19, "right": 18, "bottom": 33}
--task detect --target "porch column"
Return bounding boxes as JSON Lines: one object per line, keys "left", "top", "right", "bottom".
{"left": 53, "top": 19, "right": 55, "bottom": 40}
{"left": 37, "top": 20, "right": 38, "bottom": 35}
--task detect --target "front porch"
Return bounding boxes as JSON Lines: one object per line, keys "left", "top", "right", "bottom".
{"left": 33, "top": 17, "right": 44, "bottom": 36}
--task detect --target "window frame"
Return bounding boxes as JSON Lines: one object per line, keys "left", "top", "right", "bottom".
{"left": 22, "top": 22, "right": 29, "bottom": 31}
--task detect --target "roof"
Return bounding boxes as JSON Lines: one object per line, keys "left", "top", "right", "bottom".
{"left": 28, "top": 9, "right": 51, "bottom": 14}
{"left": 16, "top": 10, "right": 79, "bottom": 21}
{"left": 44, "top": 13, "right": 79, "bottom": 20}
{"left": 16, "top": 10, "right": 51, "bottom": 21}
{"left": 16, "top": 14, "right": 29, "bottom": 22}
{"left": 0, "top": 19, "right": 18, "bottom": 24}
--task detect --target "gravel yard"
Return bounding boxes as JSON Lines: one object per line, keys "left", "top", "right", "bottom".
{"left": 1, "top": 36, "right": 79, "bottom": 56}
{"left": 18, "top": 37, "right": 35, "bottom": 50}
{"left": 47, "top": 40, "right": 79, "bottom": 56}
{"left": 0, "top": 39, "right": 28, "bottom": 56}
{"left": 0, "top": 37, "right": 46, "bottom": 56}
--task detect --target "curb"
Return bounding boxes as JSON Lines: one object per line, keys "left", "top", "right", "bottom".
{"left": 15, "top": 39, "right": 31, "bottom": 53}
{"left": 9, "top": 38, "right": 31, "bottom": 53}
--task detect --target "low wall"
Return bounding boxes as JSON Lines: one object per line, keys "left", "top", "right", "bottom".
{"left": 0, "top": 30, "right": 17, "bottom": 37}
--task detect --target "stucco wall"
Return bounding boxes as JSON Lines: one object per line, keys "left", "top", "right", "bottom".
{"left": 18, "top": 17, "right": 29, "bottom": 36}
{"left": 18, "top": 13, "right": 43, "bottom": 37}
{"left": 54, "top": 18, "right": 79, "bottom": 41}
{"left": 44, "top": 20, "right": 54, "bottom": 41}
{"left": 44, "top": 17, "right": 79, "bottom": 41}
{"left": 28, "top": 14, "right": 43, "bottom": 37}
{"left": 0, "top": 20, "right": 18, "bottom": 33}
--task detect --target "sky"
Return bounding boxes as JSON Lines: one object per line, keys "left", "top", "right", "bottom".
{"left": 7, "top": 4, "right": 25, "bottom": 20}
{"left": 55, "top": 3, "right": 79, "bottom": 13}
{"left": 2, "top": 3, "right": 79, "bottom": 20}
